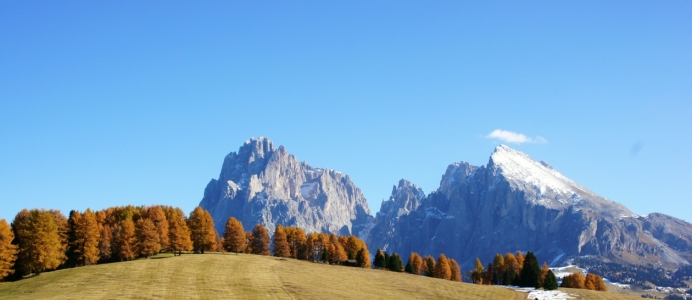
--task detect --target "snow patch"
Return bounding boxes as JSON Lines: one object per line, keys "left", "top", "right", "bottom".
{"left": 506, "top": 287, "right": 576, "bottom": 300}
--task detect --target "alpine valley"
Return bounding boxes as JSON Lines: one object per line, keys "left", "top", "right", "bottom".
{"left": 199, "top": 138, "right": 692, "bottom": 280}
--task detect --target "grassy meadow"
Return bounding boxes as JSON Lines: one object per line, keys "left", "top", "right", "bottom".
{"left": 0, "top": 253, "right": 641, "bottom": 300}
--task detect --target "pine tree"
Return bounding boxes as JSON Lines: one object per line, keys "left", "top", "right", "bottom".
{"left": 222, "top": 217, "right": 246, "bottom": 254}
{"left": 383, "top": 252, "right": 390, "bottom": 269}
{"left": 148, "top": 206, "right": 169, "bottom": 251}
{"left": 167, "top": 208, "right": 192, "bottom": 255}
{"left": 423, "top": 255, "right": 436, "bottom": 277}
{"left": 585, "top": 273, "right": 607, "bottom": 291}
{"left": 136, "top": 218, "right": 160, "bottom": 258}
{"left": 99, "top": 224, "right": 112, "bottom": 262}
{"left": 250, "top": 224, "right": 270, "bottom": 255}
{"left": 0, "top": 219, "right": 18, "bottom": 280}
{"left": 518, "top": 251, "right": 540, "bottom": 288}
{"left": 433, "top": 254, "right": 452, "bottom": 280}
{"left": 188, "top": 207, "right": 216, "bottom": 253}
{"left": 543, "top": 270, "right": 558, "bottom": 290}
{"left": 405, "top": 259, "right": 413, "bottom": 273}
{"left": 492, "top": 253, "right": 505, "bottom": 285}
{"left": 449, "top": 258, "right": 462, "bottom": 282}
{"left": 471, "top": 257, "right": 485, "bottom": 284}
{"left": 272, "top": 225, "right": 290, "bottom": 258}
{"left": 356, "top": 247, "right": 371, "bottom": 268}
{"left": 116, "top": 219, "right": 136, "bottom": 261}
{"left": 374, "top": 249, "right": 385, "bottom": 269}
{"left": 387, "top": 253, "right": 403, "bottom": 272}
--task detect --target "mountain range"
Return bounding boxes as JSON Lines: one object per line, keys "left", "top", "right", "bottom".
{"left": 199, "top": 137, "right": 692, "bottom": 270}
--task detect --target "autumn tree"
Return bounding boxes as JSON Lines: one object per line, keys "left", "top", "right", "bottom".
{"left": 423, "top": 255, "right": 436, "bottom": 277}
{"left": 136, "top": 218, "right": 160, "bottom": 258}
{"left": 471, "top": 258, "right": 485, "bottom": 284}
{"left": 515, "top": 251, "right": 525, "bottom": 271}
{"left": 48, "top": 210, "right": 69, "bottom": 267}
{"left": 539, "top": 262, "right": 550, "bottom": 288}
{"left": 374, "top": 249, "right": 386, "bottom": 269}
{"left": 99, "top": 224, "right": 112, "bottom": 261}
{"left": 484, "top": 263, "right": 494, "bottom": 285}
{"left": 115, "top": 218, "right": 136, "bottom": 261}
{"left": 585, "top": 273, "right": 607, "bottom": 291}
{"left": 406, "top": 252, "right": 423, "bottom": 275}
{"left": 167, "top": 208, "right": 192, "bottom": 255}
{"left": 148, "top": 206, "right": 169, "bottom": 251}
{"left": 560, "top": 272, "right": 585, "bottom": 289}
{"left": 250, "top": 224, "right": 270, "bottom": 255}
{"left": 273, "top": 225, "right": 290, "bottom": 258}
{"left": 284, "top": 227, "right": 307, "bottom": 260}
{"left": 387, "top": 253, "right": 403, "bottom": 272}
{"left": 244, "top": 231, "right": 254, "bottom": 254}
{"left": 328, "top": 234, "right": 347, "bottom": 265}
{"left": 0, "top": 219, "right": 18, "bottom": 280}
{"left": 544, "top": 270, "right": 558, "bottom": 290}
{"left": 434, "top": 254, "right": 452, "bottom": 280}
{"left": 503, "top": 252, "right": 520, "bottom": 285}
{"left": 71, "top": 209, "right": 101, "bottom": 266}
{"left": 12, "top": 209, "right": 64, "bottom": 274}
{"left": 518, "top": 251, "right": 540, "bottom": 288}
{"left": 188, "top": 207, "right": 216, "bottom": 253}
{"left": 449, "top": 258, "right": 462, "bottom": 282}
{"left": 222, "top": 217, "right": 246, "bottom": 254}
{"left": 356, "top": 248, "right": 369, "bottom": 268}
{"left": 492, "top": 253, "right": 505, "bottom": 285}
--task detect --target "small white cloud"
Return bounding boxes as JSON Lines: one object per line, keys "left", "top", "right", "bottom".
{"left": 486, "top": 129, "right": 548, "bottom": 144}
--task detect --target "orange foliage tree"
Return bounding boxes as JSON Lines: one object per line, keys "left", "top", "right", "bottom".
{"left": 251, "top": 224, "right": 270, "bottom": 255}
{"left": 434, "top": 254, "right": 452, "bottom": 280}
{"left": 272, "top": 225, "right": 290, "bottom": 258}
{"left": 449, "top": 258, "right": 461, "bottom": 282}
{"left": 222, "top": 217, "right": 246, "bottom": 254}
{"left": 188, "top": 207, "right": 216, "bottom": 253}
{"left": 585, "top": 273, "right": 607, "bottom": 291}
{"left": 0, "top": 219, "right": 18, "bottom": 280}
{"left": 560, "top": 272, "right": 586, "bottom": 289}
{"left": 136, "top": 218, "right": 160, "bottom": 258}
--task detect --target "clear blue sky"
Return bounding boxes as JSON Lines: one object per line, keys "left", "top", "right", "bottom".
{"left": 1, "top": 2, "right": 691, "bottom": 223}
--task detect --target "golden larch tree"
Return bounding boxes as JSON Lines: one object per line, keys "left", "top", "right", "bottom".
{"left": 585, "top": 273, "right": 607, "bottom": 291}
{"left": 492, "top": 254, "right": 505, "bottom": 285}
{"left": 222, "top": 217, "right": 246, "bottom": 254}
{"left": 0, "top": 219, "right": 18, "bottom": 280}
{"left": 449, "top": 258, "right": 461, "bottom": 282}
{"left": 244, "top": 231, "right": 253, "bottom": 254}
{"left": 251, "top": 224, "right": 271, "bottom": 255}
{"left": 408, "top": 252, "right": 423, "bottom": 275}
{"left": 423, "top": 255, "right": 436, "bottom": 277}
{"left": 188, "top": 207, "right": 216, "bottom": 253}
{"left": 434, "top": 254, "right": 452, "bottom": 280}
{"left": 471, "top": 257, "right": 485, "bottom": 284}
{"left": 136, "top": 218, "right": 160, "bottom": 258}
{"left": 167, "top": 208, "right": 192, "bottom": 255}
{"left": 116, "top": 218, "right": 136, "bottom": 261}
{"left": 48, "top": 210, "right": 69, "bottom": 267}
{"left": 148, "top": 206, "right": 169, "bottom": 251}
{"left": 77, "top": 209, "right": 101, "bottom": 266}
{"left": 539, "top": 262, "right": 550, "bottom": 288}
{"left": 328, "top": 234, "right": 347, "bottom": 265}
{"left": 285, "top": 226, "right": 307, "bottom": 260}
{"left": 14, "top": 209, "right": 64, "bottom": 274}
{"left": 504, "top": 252, "right": 520, "bottom": 284}
{"left": 99, "top": 224, "right": 112, "bottom": 261}
{"left": 560, "top": 272, "right": 585, "bottom": 289}
{"left": 272, "top": 225, "right": 290, "bottom": 258}
{"left": 515, "top": 251, "right": 525, "bottom": 272}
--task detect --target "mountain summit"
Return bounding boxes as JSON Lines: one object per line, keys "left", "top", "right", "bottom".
{"left": 365, "top": 144, "right": 692, "bottom": 269}
{"left": 199, "top": 137, "right": 372, "bottom": 236}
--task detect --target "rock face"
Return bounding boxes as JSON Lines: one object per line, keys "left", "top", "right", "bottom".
{"left": 199, "top": 137, "right": 372, "bottom": 236}
{"left": 364, "top": 145, "right": 692, "bottom": 269}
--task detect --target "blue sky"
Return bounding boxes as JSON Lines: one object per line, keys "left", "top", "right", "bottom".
{"left": 1, "top": 2, "right": 691, "bottom": 223}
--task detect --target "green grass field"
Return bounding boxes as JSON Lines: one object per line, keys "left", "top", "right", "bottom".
{"left": 0, "top": 253, "right": 641, "bottom": 300}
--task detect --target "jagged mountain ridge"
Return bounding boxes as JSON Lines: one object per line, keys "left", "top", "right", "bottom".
{"left": 364, "top": 145, "right": 692, "bottom": 269}
{"left": 199, "top": 137, "right": 372, "bottom": 236}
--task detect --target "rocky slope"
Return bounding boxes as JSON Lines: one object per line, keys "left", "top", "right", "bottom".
{"left": 199, "top": 137, "right": 372, "bottom": 236}
{"left": 364, "top": 145, "right": 692, "bottom": 269}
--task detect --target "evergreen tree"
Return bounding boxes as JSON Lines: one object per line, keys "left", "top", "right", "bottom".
{"left": 449, "top": 258, "right": 462, "bottom": 282}
{"left": 0, "top": 219, "right": 18, "bottom": 280}
{"left": 222, "top": 217, "right": 246, "bottom": 254}
{"left": 543, "top": 270, "right": 558, "bottom": 290}
{"left": 273, "top": 225, "right": 290, "bottom": 258}
{"left": 373, "top": 249, "right": 385, "bottom": 269}
{"left": 405, "top": 259, "right": 413, "bottom": 274}
{"left": 517, "top": 251, "right": 540, "bottom": 288}
{"left": 503, "top": 252, "right": 519, "bottom": 285}
{"left": 423, "top": 255, "right": 436, "bottom": 277}
{"left": 471, "top": 258, "right": 485, "bottom": 284}
{"left": 136, "top": 218, "right": 160, "bottom": 258}
{"left": 433, "top": 254, "right": 452, "bottom": 280}
{"left": 356, "top": 248, "right": 368, "bottom": 268}
{"left": 484, "top": 263, "right": 494, "bottom": 285}
{"left": 250, "top": 224, "right": 270, "bottom": 255}
{"left": 539, "top": 262, "right": 550, "bottom": 288}
{"left": 383, "top": 252, "right": 390, "bottom": 269}
{"left": 387, "top": 253, "right": 403, "bottom": 272}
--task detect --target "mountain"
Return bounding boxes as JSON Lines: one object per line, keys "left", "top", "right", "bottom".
{"left": 364, "top": 145, "right": 692, "bottom": 269}
{"left": 199, "top": 137, "right": 372, "bottom": 236}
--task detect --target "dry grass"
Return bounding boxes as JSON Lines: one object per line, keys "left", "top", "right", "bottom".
{"left": 0, "top": 253, "right": 642, "bottom": 300}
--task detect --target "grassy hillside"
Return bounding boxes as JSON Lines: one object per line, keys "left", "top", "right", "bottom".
{"left": 0, "top": 253, "right": 641, "bottom": 300}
